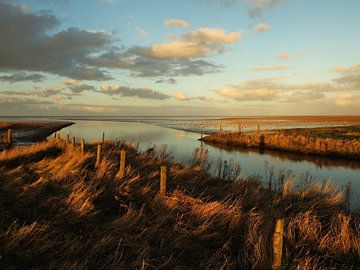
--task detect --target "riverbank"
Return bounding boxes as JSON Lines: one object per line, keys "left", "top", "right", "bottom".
{"left": 0, "top": 121, "right": 74, "bottom": 147}
{"left": 0, "top": 138, "right": 359, "bottom": 269}
{"left": 201, "top": 126, "right": 360, "bottom": 160}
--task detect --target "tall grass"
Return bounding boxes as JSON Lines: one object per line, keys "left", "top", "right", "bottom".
{"left": 0, "top": 138, "right": 359, "bottom": 269}
{"left": 202, "top": 131, "right": 360, "bottom": 159}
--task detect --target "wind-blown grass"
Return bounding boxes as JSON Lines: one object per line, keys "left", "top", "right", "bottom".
{"left": 0, "top": 138, "right": 359, "bottom": 269}
{"left": 201, "top": 126, "right": 360, "bottom": 160}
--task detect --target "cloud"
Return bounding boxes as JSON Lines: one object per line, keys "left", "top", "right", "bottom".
{"left": 246, "top": 0, "right": 283, "bottom": 17}
{"left": 0, "top": 2, "right": 112, "bottom": 80}
{"left": 277, "top": 52, "right": 290, "bottom": 60}
{"left": 140, "top": 27, "right": 242, "bottom": 58}
{"left": 100, "top": 84, "right": 170, "bottom": 100}
{"left": 164, "top": 19, "right": 190, "bottom": 28}
{"left": 336, "top": 92, "right": 360, "bottom": 107}
{"left": 91, "top": 50, "right": 221, "bottom": 77}
{"left": 202, "top": 0, "right": 284, "bottom": 17}
{"left": 331, "top": 65, "right": 360, "bottom": 74}
{"left": 216, "top": 73, "right": 360, "bottom": 103}
{"left": 63, "top": 79, "right": 96, "bottom": 93}
{"left": 252, "top": 22, "right": 270, "bottom": 33}
{"left": 0, "top": 72, "right": 44, "bottom": 83}
{"left": 0, "top": 87, "right": 62, "bottom": 98}
{"left": 250, "top": 65, "right": 288, "bottom": 72}
{"left": 172, "top": 92, "right": 190, "bottom": 101}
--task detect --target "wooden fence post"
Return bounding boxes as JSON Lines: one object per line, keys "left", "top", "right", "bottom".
{"left": 72, "top": 137, "right": 76, "bottom": 146}
{"left": 160, "top": 166, "right": 167, "bottom": 196}
{"left": 81, "top": 138, "right": 85, "bottom": 155}
{"left": 66, "top": 134, "right": 70, "bottom": 145}
{"left": 219, "top": 125, "right": 222, "bottom": 133}
{"left": 102, "top": 132, "right": 105, "bottom": 144}
{"left": 257, "top": 124, "right": 261, "bottom": 134}
{"left": 272, "top": 218, "right": 284, "bottom": 269}
{"left": 54, "top": 132, "right": 57, "bottom": 139}
{"left": 7, "top": 129, "right": 12, "bottom": 144}
{"left": 96, "top": 144, "right": 101, "bottom": 168}
{"left": 238, "top": 123, "right": 242, "bottom": 133}
{"left": 118, "top": 150, "right": 126, "bottom": 178}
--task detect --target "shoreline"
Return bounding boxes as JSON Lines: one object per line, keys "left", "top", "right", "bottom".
{"left": 0, "top": 121, "right": 74, "bottom": 149}
{"left": 201, "top": 125, "right": 360, "bottom": 161}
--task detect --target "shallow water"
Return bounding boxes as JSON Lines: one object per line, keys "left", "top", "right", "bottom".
{"left": 55, "top": 120, "right": 360, "bottom": 209}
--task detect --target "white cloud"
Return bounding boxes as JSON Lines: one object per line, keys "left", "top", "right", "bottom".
{"left": 250, "top": 65, "right": 288, "bottom": 72}
{"left": 164, "top": 19, "right": 190, "bottom": 28}
{"left": 172, "top": 92, "right": 190, "bottom": 101}
{"left": 253, "top": 23, "right": 270, "bottom": 33}
{"left": 277, "top": 52, "right": 290, "bottom": 60}
{"left": 150, "top": 27, "right": 242, "bottom": 58}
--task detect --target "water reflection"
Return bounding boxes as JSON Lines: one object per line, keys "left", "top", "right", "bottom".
{"left": 57, "top": 120, "right": 360, "bottom": 208}
{"left": 203, "top": 141, "right": 360, "bottom": 171}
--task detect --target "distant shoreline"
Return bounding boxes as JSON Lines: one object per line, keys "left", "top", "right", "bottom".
{"left": 0, "top": 121, "right": 74, "bottom": 148}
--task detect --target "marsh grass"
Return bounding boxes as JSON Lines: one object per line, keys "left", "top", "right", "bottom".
{"left": 202, "top": 127, "right": 360, "bottom": 160}
{"left": 0, "top": 138, "right": 359, "bottom": 269}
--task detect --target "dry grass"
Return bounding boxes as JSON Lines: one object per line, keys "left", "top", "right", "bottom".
{"left": 202, "top": 128, "right": 360, "bottom": 160}
{"left": 0, "top": 138, "right": 359, "bottom": 269}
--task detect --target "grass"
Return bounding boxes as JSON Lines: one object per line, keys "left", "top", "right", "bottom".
{"left": 201, "top": 126, "right": 360, "bottom": 160}
{"left": 0, "top": 138, "right": 359, "bottom": 269}
{"left": 279, "top": 125, "right": 360, "bottom": 141}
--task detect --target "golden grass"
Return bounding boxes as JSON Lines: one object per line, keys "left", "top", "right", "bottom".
{"left": 202, "top": 130, "right": 360, "bottom": 159}
{"left": 0, "top": 138, "right": 359, "bottom": 269}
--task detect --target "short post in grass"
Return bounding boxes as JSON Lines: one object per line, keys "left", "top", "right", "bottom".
{"left": 219, "top": 124, "right": 222, "bottom": 133}
{"left": 102, "top": 132, "right": 105, "bottom": 144}
{"left": 54, "top": 132, "right": 57, "bottom": 139}
{"left": 238, "top": 123, "right": 242, "bottom": 133}
{"left": 66, "top": 134, "right": 70, "bottom": 145}
{"left": 160, "top": 166, "right": 167, "bottom": 196}
{"left": 272, "top": 218, "right": 284, "bottom": 269}
{"left": 3, "top": 133, "right": 7, "bottom": 144}
{"left": 118, "top": 150, "right": 126, "bottom": 178}
{"left": 80, "top": 138, "right": 85, "bottom": 155}
{"left": 72, "top": 136, "right": 76, "bottom": 146}
{"left": 7, "top": 129, "right": 12, "bottom": 144}
{"left": 96, "top": 144, "right": 101, "bottom": 168}
{"left": 257, "top": 123, "right": 261, "bottom": 134}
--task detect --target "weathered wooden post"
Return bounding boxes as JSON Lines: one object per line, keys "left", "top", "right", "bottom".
{"left": 238, "top": 123, "right": 242, "bottom": 133}
{"left": 118, "top": 150, "right": 126, "bottom": 178}
{"left": 219, "top": 125, "right": 223, "bottom": 133}
{"left": 7, "top": 129, "right": 12, "bottom": 144}
{"left": 160, "top": 166, "right": 167, "bottom": 196}
{"left": 54, "top": 132, "right": 57, "bottom": 139}
{"left": 3, "top": 133, "right": 7, "bottom": 144}
{"left": 272, "top": 218, "right": 284, "bottom": 269}
{"left": 72, "top": 136, "right": 76, "bottom": 146}
{"left": 102, "top": 132, "right": 105, "bottom": 144}
{"left": 257, "top": 123, "right": 261, "bottom": 134}
{"left": 80, "top": 138, "right": 85, "bottom": 155}
{"left": 96, "top": 144, "right": 101, "bottom": 168}
{"left": 66, "top": 134, "right": 70, "bottom": 145}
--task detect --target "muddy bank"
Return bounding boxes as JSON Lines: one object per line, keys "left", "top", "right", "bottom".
{"left": 0, "top": 121, "right": 74, "bottom": 147}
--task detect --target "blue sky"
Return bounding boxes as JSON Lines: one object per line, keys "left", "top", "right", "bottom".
{"left": 0, "top": 0, "right": 359, "bottom": 116}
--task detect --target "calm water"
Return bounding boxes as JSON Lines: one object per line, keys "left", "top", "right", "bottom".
{"left": 55, "top": 120, "right": 360, "bottom": 209}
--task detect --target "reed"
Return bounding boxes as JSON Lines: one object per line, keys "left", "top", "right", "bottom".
{"left": 0, "top": 138, "right": 358, "bottom": 269}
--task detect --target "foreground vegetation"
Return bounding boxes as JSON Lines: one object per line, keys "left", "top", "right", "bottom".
{"left": 0, "top": 138, "right": 359, "bottom": 269}
{"left": 202, "top": 126, "right": 360, "bottom": 160}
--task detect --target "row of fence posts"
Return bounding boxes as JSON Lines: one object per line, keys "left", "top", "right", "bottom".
{"left": 218, "top": 123, "right": 262, "bottom": 134}
{"left": 53, "top": 131, "right": 284, "bottom": 269}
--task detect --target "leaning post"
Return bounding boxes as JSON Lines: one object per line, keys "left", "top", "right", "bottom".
{"left": 160, "top": 166, "right": 167, "bottom": 196}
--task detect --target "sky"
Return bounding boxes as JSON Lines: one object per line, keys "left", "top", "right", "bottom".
{"left": 0, "top": 0, "right": 359, "bottom": 116}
